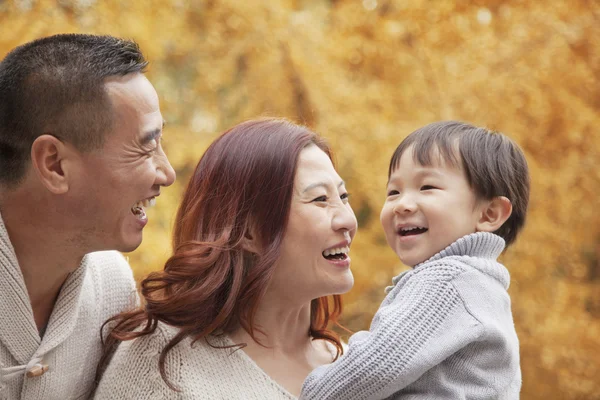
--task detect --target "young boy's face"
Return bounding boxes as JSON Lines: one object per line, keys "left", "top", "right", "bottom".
{"left": 380, "top": 145, "right": 486, "bottom": 267}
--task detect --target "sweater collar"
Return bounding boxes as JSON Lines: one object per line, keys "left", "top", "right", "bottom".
{"left": 0, "top": 211, "right": 88, "bottom": 374}
{"left": 416, "top": 232, "right": 509, "bottom": 289}
{"left": 419, "top": 232, "right": 505, "bottom": 265}
{"left": 0, "top": 211, "right": 39, "bottom": 363}
{"left": 385, "top": 233, "right": 508, "bottom": 294}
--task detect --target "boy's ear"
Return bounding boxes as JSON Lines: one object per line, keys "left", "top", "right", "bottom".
{"left": 240, "top": 224, "right": 261, "bottom": 255}
{"left": 30, "top": 134, "right": 70, "bottom": 194}
{"left": 476, "top": 196, "right": 512, "bottom": 233}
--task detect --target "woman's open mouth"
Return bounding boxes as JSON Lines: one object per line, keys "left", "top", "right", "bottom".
{"left": 322, "top": 246, "right": 349, "bottom": 261}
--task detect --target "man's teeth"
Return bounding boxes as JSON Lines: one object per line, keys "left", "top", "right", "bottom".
{"left": 133, "top": 197, "right": 156, "bottom": 210}
{"left": 323, "top": 246, "right": 350, "bottom": 257}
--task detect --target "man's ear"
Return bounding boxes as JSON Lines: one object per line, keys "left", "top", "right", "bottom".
{"left": 30, "top": 134, "right": 70, "bottom": 194}
{"left": 476, "top": 196, "right": 512, "bottom": 233}
{"left": 240, "top": 223, "right": 261, "bottom": 255}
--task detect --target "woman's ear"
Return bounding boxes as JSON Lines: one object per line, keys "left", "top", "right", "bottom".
{"left": 241, "top": 224, "right": 261, "bottom": 254}
{"left": 30, "top": 134, "right": 69, "bottom": 194}
{"left": 476, "top": 196, "right": 512, "bottom": 233}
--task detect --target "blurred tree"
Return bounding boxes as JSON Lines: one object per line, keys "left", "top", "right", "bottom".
{"left": 1, "top": 0, "right": 599, "bottom": 398}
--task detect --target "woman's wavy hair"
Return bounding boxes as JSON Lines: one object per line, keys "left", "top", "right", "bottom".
{"left": 96, "top": 118, "right": 345, "bottom": 388}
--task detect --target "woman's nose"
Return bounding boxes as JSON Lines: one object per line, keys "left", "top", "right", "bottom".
{"left": 332, "top": 203, "right": 358, "bottom": 233}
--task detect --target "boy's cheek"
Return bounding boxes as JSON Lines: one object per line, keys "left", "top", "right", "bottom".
{"left": 379, "top": 207, "right": 396, "bottom": 244}
{"left": 380, "top": 203, "right": 392, "bottom": 226}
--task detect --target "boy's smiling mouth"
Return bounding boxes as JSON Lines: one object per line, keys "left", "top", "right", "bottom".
{"left": 397, "top": 225, "right": 428, "bottom": 236}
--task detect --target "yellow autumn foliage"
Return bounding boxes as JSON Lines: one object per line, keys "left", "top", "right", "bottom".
{"left": 1, "top": 0, "right": 599, "bottom": 398}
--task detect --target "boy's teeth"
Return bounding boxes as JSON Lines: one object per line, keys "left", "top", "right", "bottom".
{"left": 402, "top": 226, "right": 424, "bottom": 232}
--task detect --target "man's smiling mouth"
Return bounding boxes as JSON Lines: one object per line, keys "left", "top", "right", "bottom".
{"left": 131, "top": 197, "right": 156, "bottom": 220}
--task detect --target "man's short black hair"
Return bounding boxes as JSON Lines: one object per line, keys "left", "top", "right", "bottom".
{"left": 389, "top": 121, "right": 530, "bottom": 247}
{"left": 0, "top": 34, "right": 148, "bottom": 186}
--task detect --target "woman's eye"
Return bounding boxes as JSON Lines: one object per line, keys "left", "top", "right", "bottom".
{"left": 420, "top": 185, "right": 437, "bottom": 191}
{"left": 341, "top": 192, "right": 350, "bottom": 202}
{"left": 312, "top": 195, "right": 328, "bottom": 202}
{"left": 387, "top": 190, "right": 399, "bottom": 196}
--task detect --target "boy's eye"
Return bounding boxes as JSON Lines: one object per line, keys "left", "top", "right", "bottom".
{"left": 420, "top": 185, "right": 437, "bottom": 191}
{"left": 387, "top": 190, "right": 399, "bottom": 196}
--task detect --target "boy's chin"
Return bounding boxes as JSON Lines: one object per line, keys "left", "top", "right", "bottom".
{"left": 399, "top": 253, "right": 428, "bottom": 268}
{"left": 399, "top": 257, "right": 420, "bottom": 268}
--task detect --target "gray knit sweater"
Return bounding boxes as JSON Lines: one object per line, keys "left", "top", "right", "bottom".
{"left": 301, "top": 232, "right": 521, "bottom": 400}
{"left": 0, "top": 213, "right": 138, "bottom": 400}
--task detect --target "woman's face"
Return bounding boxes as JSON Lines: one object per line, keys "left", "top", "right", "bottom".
{"left": 271, "top": 145, "right": 357, "bottom": 303}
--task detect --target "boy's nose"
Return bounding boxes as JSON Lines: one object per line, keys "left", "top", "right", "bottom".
{"left": 393, "top": 195, "right": 417, "bottom": 214}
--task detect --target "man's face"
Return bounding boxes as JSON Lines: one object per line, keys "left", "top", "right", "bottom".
{"left": 67, "top": 73, "right": 176, "bottom": 252}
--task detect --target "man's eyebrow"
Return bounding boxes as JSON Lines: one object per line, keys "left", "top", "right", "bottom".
{"left": 141, "top": 121, "right": 166, "bottom": 144}
{"left": 302, "top": 180, "right": 345, "bottom": 193}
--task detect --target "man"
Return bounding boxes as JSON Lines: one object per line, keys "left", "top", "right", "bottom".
{"left": 0, "top": 34, "right": 176, "bottom": 399}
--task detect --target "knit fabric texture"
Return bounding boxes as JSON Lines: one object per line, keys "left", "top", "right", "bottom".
{"left": 94, "top": 322, "right": 298, "bottom": 399}
{"left": 0, "top": 213, "right": 138, "bottom": 400}
{"left": 301, "top": 232, "right": 522, "bottom": 400}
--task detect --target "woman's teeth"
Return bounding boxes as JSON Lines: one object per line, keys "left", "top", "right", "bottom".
{"left": 323, "top": 246, "right": 350, "bottom": 257}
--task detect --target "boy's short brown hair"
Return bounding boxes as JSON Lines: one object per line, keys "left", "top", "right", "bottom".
{"left": 389, "top": 121, "right": 530, "bottom": 247}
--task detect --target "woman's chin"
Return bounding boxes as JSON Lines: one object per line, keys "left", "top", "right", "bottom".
{"left": 330, "top": 272, "right": 355, "bottom": 295}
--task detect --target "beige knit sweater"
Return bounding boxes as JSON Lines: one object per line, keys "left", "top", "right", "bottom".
{"left": 94, "top": 322, "right": 299, "bottom": 399}
{"left": 0, "top": 213, "right": 138, "bottom": 400}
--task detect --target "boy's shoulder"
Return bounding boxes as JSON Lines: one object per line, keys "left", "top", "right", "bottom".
{"left": 390, "top": 255, "right": 510, "bottom": 295}
{"left": 404, "top": 256, "right": 473, "bottom": 284}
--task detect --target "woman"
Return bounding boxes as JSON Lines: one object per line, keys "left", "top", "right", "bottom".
{"left": 93, "top": 118, "right": 357, "bottom": 399}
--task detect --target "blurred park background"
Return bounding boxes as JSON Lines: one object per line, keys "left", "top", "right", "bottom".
{"left": 2, "top": 0, "right": 599, "bottom": 398}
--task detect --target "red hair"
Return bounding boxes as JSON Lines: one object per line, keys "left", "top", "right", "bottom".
{"left": 96, "top": 118, "right": 345, "bottom": 388}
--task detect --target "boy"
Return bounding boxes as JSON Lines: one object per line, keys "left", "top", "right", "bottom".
{"left": 301, "top": 121, "right": 529, "bottom": 399}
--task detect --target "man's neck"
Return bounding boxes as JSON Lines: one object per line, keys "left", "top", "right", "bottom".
{"left": 1, "top": 199, "right": 84, "bottom": 333}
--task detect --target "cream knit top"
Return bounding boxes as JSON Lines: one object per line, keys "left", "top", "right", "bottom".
{"left": 301, "top": 232, "right": 522, "bottom": 400}
{"left": 94, "top": 322, "right": 299, "bottom": 399}
{"left": 0, "top": 213, "right": 138, "bottom": 400}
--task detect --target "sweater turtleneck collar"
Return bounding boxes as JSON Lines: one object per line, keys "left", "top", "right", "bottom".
{"left": 418, "top": 232, "right": 505, "bottom": 266}
{"left": 387, "top": 232, "right": 509, "bottom": 294}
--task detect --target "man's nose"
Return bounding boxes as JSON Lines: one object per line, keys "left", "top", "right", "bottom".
{"left": 155, "top": 150, "right": 176, "bottom": 187}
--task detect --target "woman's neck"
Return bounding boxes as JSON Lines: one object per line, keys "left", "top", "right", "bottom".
{"left": 228, "top": 291, "right": 334, "bottom": 397}
{"left": 231, "top": 288, "right": 313, "bottom": 352}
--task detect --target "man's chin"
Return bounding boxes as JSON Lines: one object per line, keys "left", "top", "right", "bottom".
{"left": 116, "top": 233, "right": 144, "bottom": 254}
